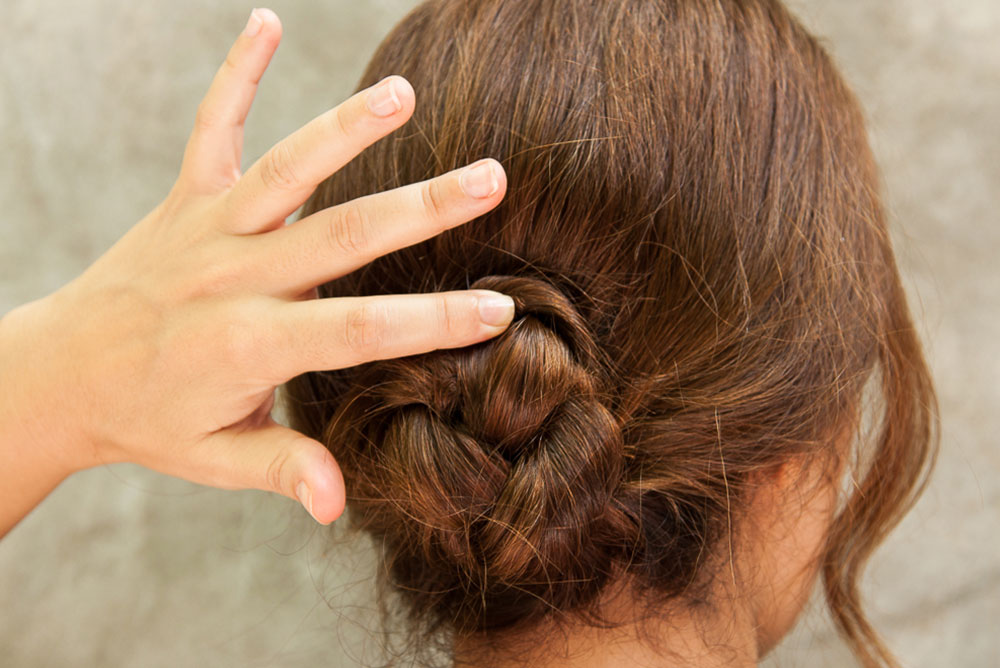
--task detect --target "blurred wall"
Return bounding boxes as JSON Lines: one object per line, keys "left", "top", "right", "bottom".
{"left": 1, "top": 1, "right": 997, "bottom": 666}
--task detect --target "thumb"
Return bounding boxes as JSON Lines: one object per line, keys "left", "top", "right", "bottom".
{"left": 197, "top": 421, "right": 346, "bottom": 524}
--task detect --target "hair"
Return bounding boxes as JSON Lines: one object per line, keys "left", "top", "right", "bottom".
{"left": 284, "top": 0, "right": 939, "bottom": 665}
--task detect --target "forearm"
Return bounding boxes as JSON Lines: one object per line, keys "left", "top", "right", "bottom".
{"left": 0, "top": 437, "right": 74, "bottom": 538}
{"left": 0, "top": 299, "right": 84, "bottom": 537}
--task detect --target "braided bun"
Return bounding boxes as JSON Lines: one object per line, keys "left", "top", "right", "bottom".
{"left": 326, "top": 276, "right": 628, "bottom": 631}
{"left": 284, "top": 1, "right": 941, "bottom": 664}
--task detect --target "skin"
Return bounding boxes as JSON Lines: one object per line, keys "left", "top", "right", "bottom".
{"left": 0, "top": 8, "right": 515, "bottom": 537}
{"left": 0, "top": 10, "right": 846, "bottom": 665}
{"left": 454, "top": 452, "right": 842, "bottom": 667}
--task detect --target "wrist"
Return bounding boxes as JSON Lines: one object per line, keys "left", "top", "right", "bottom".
{"left": 0, "top": 295, "right": 94, "bottom": 479}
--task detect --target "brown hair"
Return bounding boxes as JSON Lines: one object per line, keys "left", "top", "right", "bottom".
{"left": 284, "top": 0, "right": 938, "bottom": 665}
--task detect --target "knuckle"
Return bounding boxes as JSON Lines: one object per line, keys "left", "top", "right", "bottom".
{"left": 328, "top": 105, "right": 351, "bottom": 139}
{"left": 436, "top": 294, "right": 474, "bottom": 341}
{"left": 186, "top": 268, "right": 232, "bottom": 300}
{"left": 218, "top": 305, "right": 271, "bottom": 366}
{"left": 326, "top": 204, "right": 371, "bottom": 258}
{"left": 222, "top": 52, "right": 239, "bottom": 76}
{"left": 435, "top": 295, "right": 458, "bottom": 340}
{"left": 343, "top": 301, "right": 387, "bottom": 359}
{"left": 167, "top": 238, "right": 243, "bottom": 300}
{"left": 193, "top": 101, "right": 219, "bottom": 133}
{"left": 193, "top": 261, "right": 241, "bottom": 299}
{"left": 258, "top": 142, "right": 300, "bottom": 192}
{"left": 421, "top": 178, "right": 451, "bottom": 225}
{"left": 264, "top": 450, "right": 292, "bottom": 495}
{"left": 221, "top": 321, "right": 256, "bottom": 366}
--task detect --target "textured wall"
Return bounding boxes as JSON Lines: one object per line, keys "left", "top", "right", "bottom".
{"left": 1, "top": 1, "right": 997, "bottom": 666}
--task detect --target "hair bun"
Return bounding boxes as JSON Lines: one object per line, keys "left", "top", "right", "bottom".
{"left": 460, "top": 275, "right": 610, "bottom": 456}
{"left": 330, "top": 275, "right": 629, "bottom": 630}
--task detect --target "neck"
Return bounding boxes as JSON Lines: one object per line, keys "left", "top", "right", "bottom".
{"left": 453, "top": 580, "right": 760, "bottom": 668}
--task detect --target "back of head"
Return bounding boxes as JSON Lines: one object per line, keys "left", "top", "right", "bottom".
{"left": 285, "top": 0, "right": 937, "bottom": 665}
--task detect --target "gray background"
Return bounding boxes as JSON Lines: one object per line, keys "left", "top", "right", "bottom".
{"left": 1, "top": 1, "right": 997, "bottom": 666}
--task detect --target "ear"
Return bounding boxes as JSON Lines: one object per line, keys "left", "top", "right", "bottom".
{"left": 753, "top": 417, "right": 855, "bottom": 496}
{"left": 744, "top": 442, "right": 848, "bottom": 653}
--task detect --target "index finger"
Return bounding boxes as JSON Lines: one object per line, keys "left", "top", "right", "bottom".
{"left": 223, "top": 75, "right": 417, "bottom": 235}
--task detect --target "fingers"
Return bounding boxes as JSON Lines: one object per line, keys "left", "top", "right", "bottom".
{"left": 266, "top": 290, "right": 516, "bottom": 381}
{"left": 249, "top": 159, "right": 506, "bottom": 297}
{"left": 223, "top": 75, "right": 417, "bottom": 234}
{"left": 180, "top": 8, "right": 283, "bottom": 191}
{"left": 198, "top": 421, "right": 345, "bottom": 524}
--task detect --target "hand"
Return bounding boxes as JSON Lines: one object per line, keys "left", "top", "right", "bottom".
{"left": 0, "top": 8, "right": 512, "bottom": 531}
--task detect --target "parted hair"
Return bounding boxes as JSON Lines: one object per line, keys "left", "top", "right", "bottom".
{"left": 284, "top": 1, "right": 938, "bottom": 666}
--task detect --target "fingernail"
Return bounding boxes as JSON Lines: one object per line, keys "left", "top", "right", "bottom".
{"left": 460, "top": 160, "right": 500, "bottom": 199}
{"left": 367, "top": 77, "right": 402, "bottom": 118}
{"left": 295, "top": 481, "right": 316, "bottom": 521}
{"left": 478, "top": 292, "right": 515, "bottom": 327}
{"left": 243, "top": 8, "right": 263, "bottom": 37}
